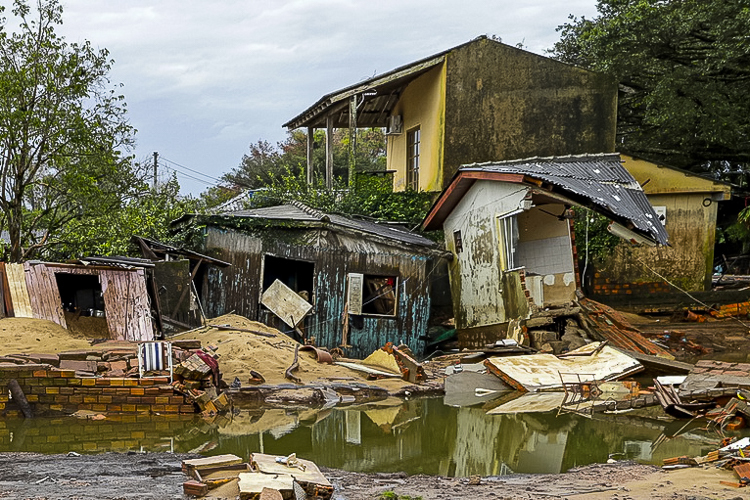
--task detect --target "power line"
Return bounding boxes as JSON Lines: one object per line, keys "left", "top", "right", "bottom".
{"left": 159, "top": 156, "right": 225, "bottom": 183}
{"left": 158, "top": 162, "right": 222, "bottom": 187}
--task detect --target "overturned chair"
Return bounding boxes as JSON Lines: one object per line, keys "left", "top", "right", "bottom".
{"left": 137, "top": 341, "right": 174, "bottom": 382}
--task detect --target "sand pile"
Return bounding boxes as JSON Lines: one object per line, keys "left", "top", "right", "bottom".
{"left": 180, "top": 314, "right": 410, "bottom": 391}
{"left": 0, "top": 317, "right": 93, "bottom": 354}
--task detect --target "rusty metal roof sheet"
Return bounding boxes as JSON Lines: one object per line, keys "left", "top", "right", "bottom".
{"left": 425, "top": 153, "right": 669, "bottom": 245}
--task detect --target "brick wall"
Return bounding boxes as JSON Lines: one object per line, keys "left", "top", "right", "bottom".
{"left": 0, "top": 364, "right": 196, "bottom": 416}
{"left": 590, "top": 273, "right": 671, "bottom": 296}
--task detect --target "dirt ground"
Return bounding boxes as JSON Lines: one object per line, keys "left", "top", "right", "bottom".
{"left": 0, "top": 317, "right": 92, "bottom": 354}
{"left": 0, "top": 453, "right": 747, "bottom": 500}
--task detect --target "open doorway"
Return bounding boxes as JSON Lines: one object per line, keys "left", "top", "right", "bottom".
{"left": 260, "top": 255, "right": 315, "bottom": 337}
{"left": 55, "top": 273, "right": 109, "bottom": 339}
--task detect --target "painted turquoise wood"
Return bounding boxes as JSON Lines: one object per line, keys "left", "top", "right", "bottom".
{"left": 200, "top": 226, "right": 434, "bottom": 358}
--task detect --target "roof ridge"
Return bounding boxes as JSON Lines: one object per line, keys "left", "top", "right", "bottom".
{"left": 289, "top": 200, "right": 328, "bottom": 221}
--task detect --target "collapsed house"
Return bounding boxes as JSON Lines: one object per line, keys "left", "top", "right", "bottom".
{"left": 174, "top": 202, "right": 451, "bottom": 358}
{"left": 0, "top": 259, "right": 155, "bottom": 341}
{"left": 422, "top": 153, "right": 669, "bottom": 347}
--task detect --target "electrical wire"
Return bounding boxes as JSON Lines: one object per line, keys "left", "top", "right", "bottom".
{"left": 159, "top": 156, "right": 225, "bottom": 183}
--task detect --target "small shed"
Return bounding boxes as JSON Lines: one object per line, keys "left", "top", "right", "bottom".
{"left": 0, "top": 259, "right": 155, "bottom": 342}
{"left": 178, "top": 202, "right": 450, "bottom": 358}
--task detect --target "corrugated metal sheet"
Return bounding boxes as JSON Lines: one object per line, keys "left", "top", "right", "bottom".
{"left": 459, "top": 153, "right": 669, "bottom": 245}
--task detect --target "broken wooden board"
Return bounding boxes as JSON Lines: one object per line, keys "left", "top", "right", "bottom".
{"left": 238, "top": 473, "right": 294, "bottom": 500}
{"left": 182, "top": 454, "right": 243, "bottom": 477}
{"left": 334, "top": 361, "right": 401, "bottom": 377}
{"left": 483, "top": 342, "right": 643, "bottom": 392}
{"left": 5, "top": 263, "right": 32, "bottom": 318}
{"left": 251, "top": 453, "right": 332, "bottom": 492}
{"left": 260, "top": 279, "right": 313, "bottom": 328}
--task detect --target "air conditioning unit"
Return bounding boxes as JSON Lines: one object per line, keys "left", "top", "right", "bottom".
{"left": 386, "top": 115, "right": 403, "bottom": 135}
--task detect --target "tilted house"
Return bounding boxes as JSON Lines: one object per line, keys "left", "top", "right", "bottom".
{"left": 179, "top": 203, "right": 450, "bottom": 358}
{"left": 587, "top": 155, "right": 732, "bottom": 305}
{"left": 422, "top": 154, "right": 669, "bottom": 347}
{"left": 284, "top": 36, "right": 617, "bottom": 192}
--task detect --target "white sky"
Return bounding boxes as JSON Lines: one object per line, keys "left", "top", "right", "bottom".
{"left": 52, "top": 1, "right": 600, "bottom": 195}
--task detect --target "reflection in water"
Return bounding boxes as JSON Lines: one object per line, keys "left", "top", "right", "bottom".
{"left": 0, "top": 397, "right": 740, "bottom": 477}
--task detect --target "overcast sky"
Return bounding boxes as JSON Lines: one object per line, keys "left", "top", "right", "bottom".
{"left": 53, "top": 1, "right": 600, "bottom": 195}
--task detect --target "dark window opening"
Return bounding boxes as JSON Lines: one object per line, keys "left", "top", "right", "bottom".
{"left": 56, "top": 273, "right": 104, "bottom": 314}
{"left": 262, "top": 255, "right": 315, "bottom": 300}
{"left": 55, "top": 272, "right": 109, "bottom": 338}
{"left": 362, "top": 275, "right": 398, "bottom": 316}
{"left": 453, "top": 230, "right": 463, "bottom": 253}
{"left": 406, "top": 127, "right": 420, "bottom": 191}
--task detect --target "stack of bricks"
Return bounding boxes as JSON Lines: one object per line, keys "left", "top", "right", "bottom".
{"left": 590, "top": 273, "right": 671, "bottom": 296}
{"left": 710, "top": 301, "right": 750, "bottom": 319}
{"left": 0, "top": 364, "right": 195, "bottom": 416}
{"left": 172, "top": 352, "right": 230, "bottom": 414}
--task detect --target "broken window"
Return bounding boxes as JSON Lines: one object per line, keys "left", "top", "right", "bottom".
{"left": 453, "top": 230, "right": 463, "bottom": 253}
{"left": 497, "top": 211, "right": 520, "bottom": 271}
{"left": 406, "top": 127, "right": 420, "bottom": 191}
{"left": 262, "top": 255, "right": 315, "bottom": 301}
{"left": 347, "top": 273, "right": 398, "bottom": 316}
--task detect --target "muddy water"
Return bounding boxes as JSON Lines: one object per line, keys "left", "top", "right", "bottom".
{"left": 0, "top": 397, "right": 741, "bottom": 477}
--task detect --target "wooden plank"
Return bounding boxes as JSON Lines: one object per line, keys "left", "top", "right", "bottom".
{"left": 6, "top": 263, "right": 33, "bottom": 318}
{"left": 0, "top": 263, "right": 14, "bottom": 317}
{"left": 36, "top": 265, "right": 66, "bottom": 328}
{"left": 260, "top": 279, "right": 313, "bottom": 328}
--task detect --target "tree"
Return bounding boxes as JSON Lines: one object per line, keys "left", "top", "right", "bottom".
{"left": 0, "top": 0, "right": 135, "bottom": 261}
{"left": 552, "top": 0, "right": 750, "bottom": 175}
{"left": 221, "top": 128, "right": 386, "bottom": 189}
{"left": 46, "top": 173, "right": 199, "bottom": 260}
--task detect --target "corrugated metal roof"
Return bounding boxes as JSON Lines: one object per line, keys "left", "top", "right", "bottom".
{"left": 459, "top": 153, "right": 669, "bottom": 245}
{"left": 220, "top": 202, "right": 439, "bottom": 249}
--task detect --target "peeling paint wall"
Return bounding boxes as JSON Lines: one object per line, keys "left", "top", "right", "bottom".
{"left": 443, "top": 180, "right": 528, "bottom": 330}
{"left": 201, "top": 226, "right": 433, "bottom": 358}
{"left": 388, "top": 64, "right": 446, "bottom": 192}
{"left": 443, "top": 184, "right": 578, "bottom": 331}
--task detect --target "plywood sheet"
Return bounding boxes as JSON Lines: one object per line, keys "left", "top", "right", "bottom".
{"left": 238, "top": 473, "right": 294, "bottom": 500}
{"left": 484, "top": 342, "right": 643, "bottom": 392}
{"left": 25, "top": 263, "right": 66, "bottom": 328}
{"left": 260, "top": 279, "right": 312, "bottom": 328}
{"left": 5, "top": 263, "right": 32, "bottom": 318}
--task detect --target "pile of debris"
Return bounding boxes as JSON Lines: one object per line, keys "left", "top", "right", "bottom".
{"left": 181, "top": 452, "right": 332, "bottom": 499}
{"left": 0, "top": 340, "right": 193, "bottom": 378}
{"left": 171, "top": 350, "right": 230, "bottom": 414}
{"left": 662, "top": 437, "right": 750, "bottom": 489}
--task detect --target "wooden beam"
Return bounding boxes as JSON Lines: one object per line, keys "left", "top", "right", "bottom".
{"left": 326, "top": 115, "right": 334, "bottom": 190}
{"left": 306, "top": 126, "right": 314, "bottom": 185}
{"left": 348, "top": 96, "right": 357, "bottom": 187}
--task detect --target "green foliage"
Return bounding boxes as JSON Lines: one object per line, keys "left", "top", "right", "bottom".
{"left": 220, "top": 128, "right": 386, "bottom": 190}
{"left": 0, "top": 0, "right": 135, "bottom": 261}
{"left": 574, "top": 209, "right": 621, "bottom": 264}
{"left": 251, "top": 168, "right": 435, "bottom": 230}
{"left": 44, "top": 173, "right": 199, "bottom": 260}
{"left": 552, "top": 0, "right": 750, "bottom": 175}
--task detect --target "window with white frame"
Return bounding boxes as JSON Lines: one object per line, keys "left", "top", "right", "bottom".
{"left": 497, "top": 211, "right": 520, "bottom": 271}
{"left": 406, "top": 127, "right": 420, "bottom": 191}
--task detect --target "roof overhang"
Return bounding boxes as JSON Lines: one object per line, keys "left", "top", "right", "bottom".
{"left": 284, "top": 56, "right": 445, "bottom": 130}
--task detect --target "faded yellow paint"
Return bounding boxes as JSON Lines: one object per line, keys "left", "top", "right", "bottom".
{"left": 388, "top": 64, "right": 446, "bottom": 192}
{"left": 621, "top": 155, "right": 731, "bottom": 198}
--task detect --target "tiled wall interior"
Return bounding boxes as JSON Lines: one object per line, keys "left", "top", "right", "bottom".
{"left": 516, "top": 236, "right": 574, "bottom": 275}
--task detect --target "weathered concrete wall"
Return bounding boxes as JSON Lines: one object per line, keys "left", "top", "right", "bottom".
{"left": 388, "top": 64, "right": 446, "bottom": 192}
{"left": 202, "top": 226, "right": 432, "bottom": 358}
{"left": 443, "top": 180, "right": 529, "bottom": 330}
{"left": 593, "top": 192, "right": 718, "bottom": 292}
{"left": 442, "top": 38, "right": 617, "bottom": 188}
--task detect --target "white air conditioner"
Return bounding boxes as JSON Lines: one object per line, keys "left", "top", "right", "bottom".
{"left": 386, "top": 115, "right": 403, "bottom": 135}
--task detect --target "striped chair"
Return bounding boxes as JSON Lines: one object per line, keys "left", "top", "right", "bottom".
{"left": 137, "top": 341, "right": 173, "bottom": 382}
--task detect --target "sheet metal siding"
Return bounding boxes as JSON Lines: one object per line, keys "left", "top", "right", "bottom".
{"left": 203, "top": 227, "right": 432, "bottom": 356}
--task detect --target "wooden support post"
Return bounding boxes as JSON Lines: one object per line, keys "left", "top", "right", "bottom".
{"left": 326, "top": 115, "right": 334, "bottom": 190}
{"left": 306, "top": 126, "right": 314, "bottom": 185}
{"left": 348, "top": 96, "right": 357, "bottom": 187}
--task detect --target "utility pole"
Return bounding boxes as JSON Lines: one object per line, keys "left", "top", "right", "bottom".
{"left": 153, "top": 151, "right": 158, "bottom": 188}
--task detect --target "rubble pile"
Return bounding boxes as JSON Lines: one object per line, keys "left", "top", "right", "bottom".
{"left": 172, "top": 350, "right": 230, "bottom": 414}
{"left": 180, "top": 452, "right": 332, "bottom": 499}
